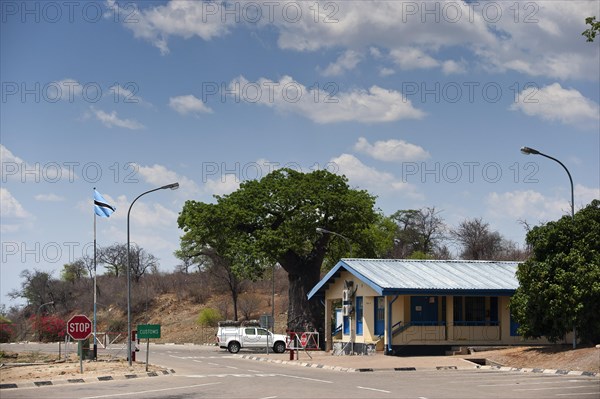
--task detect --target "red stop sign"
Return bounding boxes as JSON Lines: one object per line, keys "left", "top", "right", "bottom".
{"left": 67, "top": 314, "right": 92, "bottom": 340}
{"left": 300, "top": 333, "right": 308, "bottom": 347}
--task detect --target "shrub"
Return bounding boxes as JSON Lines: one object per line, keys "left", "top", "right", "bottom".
{"left": 0, "top": 316, "right": 13, "bottom": 343}
{"left": 197, "top": 308, "right": 222, "bottom": 327}
{"left": 29, "top": 315, "right": 66, "bottom": 342}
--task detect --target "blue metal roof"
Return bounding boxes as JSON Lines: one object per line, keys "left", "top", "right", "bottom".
{"left": 307, "top": 259, "right": 520, "bottom": 299}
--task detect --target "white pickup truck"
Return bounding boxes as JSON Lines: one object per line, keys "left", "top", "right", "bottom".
{"left": 216, "top": 325, "right": 287, "bottom": 354}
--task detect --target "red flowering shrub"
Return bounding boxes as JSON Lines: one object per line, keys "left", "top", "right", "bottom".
{"left": 29, "top": 315, "right": 66, "bottom": 342}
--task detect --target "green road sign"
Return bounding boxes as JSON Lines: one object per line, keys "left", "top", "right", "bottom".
{"left": 137, "top": 324, "right": 161, "bottom": 339}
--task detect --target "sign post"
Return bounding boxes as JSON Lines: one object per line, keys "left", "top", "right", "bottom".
{"left": 137, "top": 324, "right": 160, "bottom": 371}
{"left": 67, "top": 315, "right": 92, "bottom": 373}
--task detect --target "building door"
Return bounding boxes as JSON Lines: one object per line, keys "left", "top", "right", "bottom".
{"left": 411, "top": 296, "right": 438, "bottom": 325}
{"left": 374, "top": 296, "right": 385, "bottom": 336}
{"left": 355, "top": 297, "right": 363, "bottom": 336}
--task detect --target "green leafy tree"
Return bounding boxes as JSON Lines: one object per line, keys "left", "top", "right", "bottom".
{"left": 177, "top": 201, "right": 251, "bottom": 321}
{"left": 8, "top": 269, "right": 54, "bottom": 309}
{"left": 510, "top": 200, "right": 600, "bottom": 344}
{"left": 582, "top": 16, "right": 600, "bottom": 42}
{"left": 61, "top": 260, "right": 87, "bottom": 284}
{"left": 390, "top": 207, "right": 445, "bottom": 258}
{"left": 179, "top": 169, "right": 391, "bottom": 333}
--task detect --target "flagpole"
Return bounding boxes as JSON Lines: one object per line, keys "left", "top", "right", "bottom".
{"left": 93, "top": 190, "right": 98, "bottom": 361}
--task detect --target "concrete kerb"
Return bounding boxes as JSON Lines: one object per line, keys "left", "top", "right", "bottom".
{"left": 0, "top": 368, "right": 176, "bottom": 390}
{"left": 235, "top": 353, "right": 599, "bottom": 377}
{"left": 477, "top": 365, "right": 598, "bottom": 377}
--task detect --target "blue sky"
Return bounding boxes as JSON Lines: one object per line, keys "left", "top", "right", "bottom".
{"left": 2, "top": 1, "right": 599, "bottom": 307}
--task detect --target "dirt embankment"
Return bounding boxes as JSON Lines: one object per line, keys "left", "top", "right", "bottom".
{"left": 465, "top": 345, "right": 599, "bottom": 373}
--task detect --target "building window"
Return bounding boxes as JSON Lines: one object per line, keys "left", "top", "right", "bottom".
{"left": 464, "top": 296, "right": 486, "bottom": 325}
{"left": 454, "top": 296, "right": 497, "bottom": 326}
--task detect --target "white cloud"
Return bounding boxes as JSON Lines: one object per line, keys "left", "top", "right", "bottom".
{"left": 134, "top": 162, "right": 240, "bottom": 198}
{"left": 510, "top": 83, "right": 600, "bottom": 127}
{"left": 378, "top": 67, "right": 395, "bottom": 77}
{"left": 229, "top": 75, "right": 425, "bottom": 123}
{"left": 1, "top": 188, "right": 30, "bottom": 218}
{"left": 52, "top": 79, "right": 83, "bottom": 101}
{"left": 117, "top": 2, "right": 599, "bottom": 81}
{"left": 1, "top": 145, "right": 77, "bottom": 182}
{"left": 134, "top": 163, "right": 201, "bottom": 198}
{"left": 1, "top": 188, "right": 33, "bottom": 233}
{"left": 442, "top": 59, "right": 468, "bottom": 75}
{"left": 390, "top": 47, "right": 439, "bottom": 70}
{"left": 34, "top": 193, "right": 65, "bottom": 202}
{"left": 204, "top": 174, "right": 241, "bottom": 196}
{"left": 169, "top": 95, "right": 213, "bottom": 115}
{"left": 354, "top": 137, "right": 430, "bottom": 162}
{"left": 486, "top": 184, "right": 600, "bottom": 221}
{"left": 0, "top": 144, "right": 23, "bottom": 163}
{"left": 320, "top": 50, "right": 362, "bottom": 76}
{"left": 330, "top": 153, "right": 422, "bottom": 199}
{"left": 90, "top": 107, "right": 145, "bottom": 130}
{"left": 111, "top": 0, "right": 232, "bottom": 55}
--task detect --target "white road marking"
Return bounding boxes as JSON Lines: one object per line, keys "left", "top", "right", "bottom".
{"left": 259, "top": 397, "right": 278, "bottom": 399}
{"left": 184, "top": 373, "right": 279, "bottom": 378}
{"left": 556, "top": 392, "right": 600, "bottom": 396}
{"left": 247, "top": 369, "right": 261, "bottom": 372}
{"left": 80, "top": 382, "right": 222, "bottom": 398}
{"left": 192, "top": 359, "right": 203, "bottom": 363}
{"left": 277, "top": 374, "right": 333, "bottom": 384}
{"left": 208, "top": 362, "right": 220, "bottom": 366}
{"left": 479, "top": 381, "right": 575, "bottom": 387}
{"left": 357, "top": 386, "right": 391, "bottom": 393}
{"left": 225, "top": 365, "right": 238, "bottom": 369}
{"left": 514, "top": 385, "right": 592, "bottom": 391}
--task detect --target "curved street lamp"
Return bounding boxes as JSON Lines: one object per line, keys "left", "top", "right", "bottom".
{"left": 127, "top": 182, "right": 179, "bottom": 365}
{"left": 520, "top": 146, "right": 576, "bottom": 349}
{"left": 316, "top": 227, "right": 353, "bottom": 257}
{"left": 520, "top": 147, "right": 574, "bottom": 218}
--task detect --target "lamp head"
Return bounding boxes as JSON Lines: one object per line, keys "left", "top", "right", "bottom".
{"left": 316, "top": 227, "right": 328, "bottom": 234}
{"left": 520, "top": 146, "right": 540, "bottom": 155}
{"left": 162, "top": 182, "right": 179, "bottom": 190}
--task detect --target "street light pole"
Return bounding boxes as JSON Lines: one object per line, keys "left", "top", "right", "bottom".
{"left": 316, "top": 227, "right": 353, "bottom": 257}
{"left": 127, "top": 182, "right": 179, "bottom": 365}
{"left": 520, "top": 146, "right": 576, "bottom": 348}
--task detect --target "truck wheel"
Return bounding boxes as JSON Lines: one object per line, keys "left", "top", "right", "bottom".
{"left": 228, "top": 341, "right": 241, "bottom": 354}
{"left": 273, "top": 341, "right": 286, "bottom": 354}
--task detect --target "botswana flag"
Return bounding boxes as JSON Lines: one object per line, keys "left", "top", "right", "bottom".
{"left": 94, "top": 189, "right": 116, "bottom": 217}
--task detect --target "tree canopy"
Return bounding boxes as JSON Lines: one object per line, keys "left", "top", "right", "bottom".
{"left": 582, "top": 16, "right": 600, "bottom": 42}
{"left": 178, "top": 168, "right": 394, "bottom": 331}
{"left": 510, "top": 200, "right": 600, "bottom": 344}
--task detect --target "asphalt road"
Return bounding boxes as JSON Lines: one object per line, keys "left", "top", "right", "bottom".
{"left": 1, "top": 343, "right": 598, "bottom": 399}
